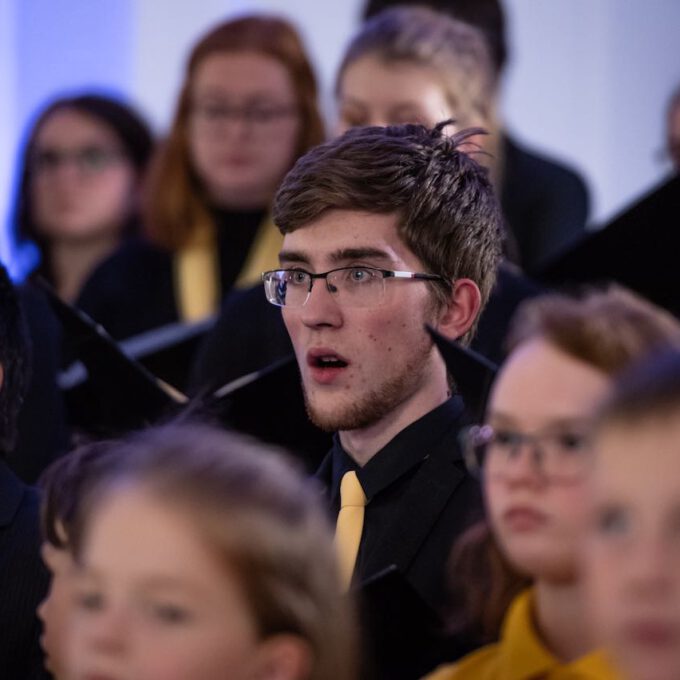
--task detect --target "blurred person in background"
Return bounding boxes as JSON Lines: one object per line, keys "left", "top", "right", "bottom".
{"left": 664, "top": 84, "right": 680, "bottom": 172}
{"left": 190, "top": 6, "right": 542, "bottom": 400}
{"left": 66, "top": 423, "right": 357, "bottom": 680}
{"left": 585, "top": 349, "right": 680, "bottom": 680}
{"left": 0, "top": 261, "right": 50, "bottom": 679}
{"left": 37, "top": 440, "right": 121, "bottom": 679}
{"left": 77, "top": 14, "right": 324, "bottom": 343}
{"left": 427, "top": 287, "right": 680, "bottom": 679}
{"left": 362, "top": 0, "right": 590, "bottom": 272}
{"left": 13, "top": 93, "right": 153, "bottom": 303}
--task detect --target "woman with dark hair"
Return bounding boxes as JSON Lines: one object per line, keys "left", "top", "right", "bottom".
{"left": 14, "top": 93, "right": 153, "bottom": 302}
{"left": 77, "top": 14, "right": 325, "bottom": 341}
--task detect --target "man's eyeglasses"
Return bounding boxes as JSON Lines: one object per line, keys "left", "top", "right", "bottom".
{"left": 30, "top": 146, "right": 125, "bottom": 176}
{"left": 262, "top": 266, "right": 446, "bottom": 309}
{"left": 192, "top": 102, "right": 298, "bottom": 126}
{"left": 460, "top": 423, "right": 592, "bottom": 482}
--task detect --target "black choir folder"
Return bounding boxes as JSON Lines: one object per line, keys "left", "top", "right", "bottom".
{"left": 538, "top": 174, "right": 680, "bottom": 317}
{"left": 39, "top": 278, "right": 329, "bottom": 467}
{"left": 40, "top": 278, "right": 183, "bottom": 433}
{"left": 427, "top": 326, "right": 498, "bottom": 423}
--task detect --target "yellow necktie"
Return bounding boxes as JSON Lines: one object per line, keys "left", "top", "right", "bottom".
{"left": 335, "top": 471, "right": 367, "bottom": 590}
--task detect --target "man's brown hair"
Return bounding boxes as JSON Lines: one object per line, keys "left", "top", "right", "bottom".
{"left": 273, "top": 121, "right": 503, "bottom": 342}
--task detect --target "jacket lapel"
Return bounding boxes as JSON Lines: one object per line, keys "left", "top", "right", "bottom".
{"left": 360, "top": 433, "right": 467, "bottom": 579}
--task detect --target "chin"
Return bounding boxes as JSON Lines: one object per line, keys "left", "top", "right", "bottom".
{"left": 620, "top": 657, "right": 680, "bottom": 680}
{"left": 305, "top": 392, "right": 385, "bottom": 433}
{"left": 503, "top": 546, "right": 576, "bottom": 582}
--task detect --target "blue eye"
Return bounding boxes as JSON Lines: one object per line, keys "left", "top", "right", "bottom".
{"left": 347, "top": 268, "right": 376, "bottom": 283}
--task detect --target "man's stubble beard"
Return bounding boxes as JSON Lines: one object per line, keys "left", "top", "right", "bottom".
{"left": 302, "top": 333, "right": 436, "bottom": 433}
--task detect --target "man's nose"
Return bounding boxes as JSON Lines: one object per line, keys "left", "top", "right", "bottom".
{"left": 298, "top": 277, "right": 343, "bottom": 328}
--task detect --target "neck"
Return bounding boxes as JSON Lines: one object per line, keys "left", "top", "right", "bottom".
{"left": 533, "top": 578, "right": 594, "bottom": 662}
{"left": 208, "top": 186, "right": 273, "bottom": 212}
{"left": 50, "top": 234, "right": 120, "bottom": 302}
{"left": 339, "top": 376, "right": 450, "bottom": 467}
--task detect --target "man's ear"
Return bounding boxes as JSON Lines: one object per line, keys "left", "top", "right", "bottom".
{"left": 432, "top": 278, "right": 482, "bottom": 341}
{"left": 250, "top": 634, "right": 312, "bottom": 680}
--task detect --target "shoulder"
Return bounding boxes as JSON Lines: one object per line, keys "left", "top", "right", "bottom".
{"left": 423, "top": 644, "right": 501, "bottom": 680}
{"left": 76, "top": 238, "right": 177, "bottom": 338}
{"left": 503, "top": 134, "right": 588, "bottom": 196}
{"left": 86, "top": 238, "right": 172, "bottom": 283}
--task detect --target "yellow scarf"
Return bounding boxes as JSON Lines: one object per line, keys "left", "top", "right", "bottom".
{"left": 173, "top": 215, "right": 282, "bottom": 323}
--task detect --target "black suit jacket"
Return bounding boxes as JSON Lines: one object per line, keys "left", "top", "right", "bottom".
{"left": 0, "top": 460, "right": 50, "bottom": 678}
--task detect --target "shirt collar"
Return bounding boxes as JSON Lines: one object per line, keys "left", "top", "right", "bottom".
{"left": 330, "top": 396, "right": 464, "bottom": 505}
{"left": 500, "top": 589, "right": 620, "bottom": 680}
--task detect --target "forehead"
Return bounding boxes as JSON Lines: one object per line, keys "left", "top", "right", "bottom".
{"left": 192, "top": 50, "right": 294, "bottom": 99}
{"left": 593, "top": 417, "right": 680, "bottom": 499}
{"left": 340, "top": 55, "right": 449, "bottom": 104}
{"left": 85, "top": 487, "right": 213, "bottom": 573}
{"left": 280, "top": 209, "right": 422, "bottom": 268}
{"left": 489, "top": 337, "right": 610, "bottom": 425}
{"left": 35, "top": 108, "right": 118, "bottom": 147}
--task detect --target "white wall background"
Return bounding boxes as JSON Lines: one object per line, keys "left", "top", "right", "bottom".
{"left": 2, "top": 0, "right": 679, "bottom": 277}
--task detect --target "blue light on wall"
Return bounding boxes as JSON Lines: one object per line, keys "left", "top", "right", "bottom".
{"left": 3, "top": 0, "right": 134, "bottom": 279}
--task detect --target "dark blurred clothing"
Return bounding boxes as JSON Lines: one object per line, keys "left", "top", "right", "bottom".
{"left": 536, "top": 174, "right": 680, "bottom": 319}
{"left": 501, "top": 134, "right": 590, "bottom": 274}
{"left": 189, "top": 284, "right": 290, "bottom": 393}
{"left": 77, "top": 208, "right": 266, "bottom": 341}
{"left": 0, "top": 460, "right": 50, "bottom": 678}
{"left": 7, "top": 283, "right": 68, "bottom": 484}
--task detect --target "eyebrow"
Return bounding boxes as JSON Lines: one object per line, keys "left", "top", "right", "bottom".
{"left": 487, "top": 412, "right": 592, "bottom": 430}
{"left": 278, "top": 249, "right": 310, "bottom": 265}
{"left": 279, "top": 247, "right": 394, "bottom": 268}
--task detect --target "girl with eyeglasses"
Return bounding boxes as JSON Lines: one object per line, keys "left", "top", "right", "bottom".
{"left": 425, "top": 286, "right": 680, "bottom": 679}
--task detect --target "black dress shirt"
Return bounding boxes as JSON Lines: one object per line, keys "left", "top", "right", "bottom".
{"left": 318, "top": 396, "right": 483, "bottom": 609}
{"left": 318, "top": 397, "right": 484, "bottom": 679}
